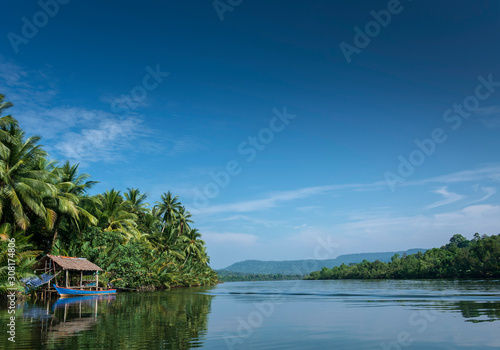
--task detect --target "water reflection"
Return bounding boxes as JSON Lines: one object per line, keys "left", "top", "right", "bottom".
{"left": 1, "top": 286, "right": 215, "bottom": 349}
{"left": 444, "top": 301, "right": 500, "bottom": 323}
{"left": 1, "top": 281, "right": 500, "bottom": 349}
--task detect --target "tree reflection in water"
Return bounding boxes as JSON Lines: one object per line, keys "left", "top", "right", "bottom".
{"left": 4, "top": 286, "right": 214, "bottom": 350}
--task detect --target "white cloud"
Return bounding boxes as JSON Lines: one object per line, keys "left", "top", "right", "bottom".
{"left": 0, "top": 57, "right": 203, "bottom": 163}
{"left": 0, "top": 57, "right": 27, "bottom": 87}
{"left": 0, "top": 55, "right": 58, "bottom": 106}
{"left": 469, "top": 186, "right": 496, "bottom": 204}
{"left": 333, "top": 204, "right": 500, "bottom": 252}
{"left": 474, "top": 105, "right": 500, "bottom": 129}
{"left": 54, "top": 115, "right": 143, "bottom": 163}
{"left": 193, "top": 182, "right": 383, "bottom": 215}
{"left": 424, "top": 186, "right": 466, "bottom": 210}
{"left": 475, "top": 105, "right": 500, "bottom": 116}
{"left": 192, "top": 165, "right": 500, "bottom": 216}
{"left": 407, "top": 165, "right": 500, "bottom": 185}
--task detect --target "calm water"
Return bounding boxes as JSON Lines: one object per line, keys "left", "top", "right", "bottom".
{"left": 2, "top": 280, "right": 500, "bottom": 349}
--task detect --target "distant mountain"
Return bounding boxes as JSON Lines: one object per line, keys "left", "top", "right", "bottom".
{"left": 220, "top": 249, "right": 426, "bottom": 275}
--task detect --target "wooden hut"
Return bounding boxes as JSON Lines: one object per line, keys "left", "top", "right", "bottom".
{"left": 34, "top": 255, "right": 104, "bottom": 296}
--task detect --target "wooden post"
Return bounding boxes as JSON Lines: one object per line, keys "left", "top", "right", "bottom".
{"left": 66, "top": 270, "right": 69, "bottom": 287}
{"left": 80, "top": 271, "right": 83, "bottom": 288}
{"left": 96, "top": 270, "right": 99, "bottom": 291}
{"left": 54, "top": 263, "right": 57, "bottom": 287}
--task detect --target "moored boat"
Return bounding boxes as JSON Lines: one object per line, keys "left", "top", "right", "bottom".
{"left": 53, "top": 284, "right": 117, "bottom": 297}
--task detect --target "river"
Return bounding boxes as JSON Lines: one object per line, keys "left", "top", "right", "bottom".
{"left": 2, "top": 279, "right": 500, "bottom": 349}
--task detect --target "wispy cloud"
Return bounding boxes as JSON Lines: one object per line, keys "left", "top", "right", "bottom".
{"left": 0, "top": 57, "right": 203, "bottom": 163}
{"left": 0, "top": 57, "right": 27, "bottom": 86}
{"left": 192, "top": 182, "right": 384, "bottom": 215}
{"left": 475, "top": 105, "right": 500, "bottom": 129}
{"left": 407, "top": 165, "right": 500, "bottom": 185}
{"left": 0, "top": 55, "right": 58, "bottom": 106}
{"left": 193, "top": 165, "right": 500, "bottom": 216}
{"left": 475, "top": 106, "right": 500, "bottom": 116}
{"left": 469, "top": 186, "right": 496, "bottom": 205}
{"left": 333, "top": 204, "right": 500, "bottom": 251}
{"left": 54, "top": 114, "right": 144, "bottom": 163}
{"left": 424, "top": 186, "right": 466, "bottom": 210}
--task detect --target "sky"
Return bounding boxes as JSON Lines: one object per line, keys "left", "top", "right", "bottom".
{"left": 1, "top": 0, "right": 500, "bottom": 268}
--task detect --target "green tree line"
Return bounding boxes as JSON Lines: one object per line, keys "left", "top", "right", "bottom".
{"left": 307, "top": 233, "right": 500, "bottom": 280}
{"left": 216, "top": 270, "right": 304, "bottom": 282}
{"left": 0, "top": 94, "right": 217, "bottom": 293}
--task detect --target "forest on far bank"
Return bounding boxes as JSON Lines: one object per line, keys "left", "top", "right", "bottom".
{"left": 307, "top": 233, "right": 500, "bottom": 280}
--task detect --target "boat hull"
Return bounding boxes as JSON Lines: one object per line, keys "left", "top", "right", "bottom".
{"left": 53, "top": 285, "right": 117, "bottom": 297}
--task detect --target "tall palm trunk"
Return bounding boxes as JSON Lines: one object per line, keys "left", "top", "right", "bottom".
{"left": 50, "top": 215, "right": 63, "bottom": 253}
{"left": 178, "top": 221, "right": 183, "bottom": 237}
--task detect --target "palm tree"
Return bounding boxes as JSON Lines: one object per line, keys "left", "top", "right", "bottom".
{"left": 0, "top": 117, "right": 55, "bottom": 230}
{"left": 43, "top": 161, "right": 98, "bottom": 252}
{"left": 124, "top": 188, "right": 149, "bottom": 214}
{"left": 154, "top": 191, "right": 181, "bottom": 232}
{"left": 179, "top": 228, "right": 206, "bottom": 265}
{"left": 175, "top": 206, "right": 193, "bottom": 237}
{"left": 96, "top": 189, "right": 140, "bottom": 241}
{"left": 0, "top": 94, "right": 18, "bottom": 153}
{"left": 149, "top": 224, "right": 185, "bottom": 261}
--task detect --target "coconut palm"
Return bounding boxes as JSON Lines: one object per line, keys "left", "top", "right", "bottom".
{"left": 154, "top": 191, "right": 181, "bottom": 232}
{"left": 179, "top": 228, "right": 206, "bottom": 265}
{"left": 149, "top": 224, "right": 185, "bottom": 261}
{"left": 124, "top": 187, "right": 149, "bottom": 214}
{"left": 0, "top": 119, "right": 55, "bottom": 230}
{"left": 175, "top": 206, "right": 193, "bottom": 237}
{"left": 0, "top": 95, "right": 18, "bottom": 152}
{"left": 42, "top": 161, "right": 98, "bottom": 252}
{"left": 96, "top": 189, "right": 140, "bottom": 241}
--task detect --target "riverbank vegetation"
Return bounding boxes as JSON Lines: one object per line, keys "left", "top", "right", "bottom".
{"left": 0, "top": 95, "right": 217, "bottom": 294}
{"left": 307, "top": 234, "right": 500, "bottom": 280}
{"left": 216, "top": 270, "right": 304, "bottom": 282}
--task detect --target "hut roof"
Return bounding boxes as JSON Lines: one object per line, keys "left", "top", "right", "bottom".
{"left": 36, "top": 255, "right": 103, "bottom": 271}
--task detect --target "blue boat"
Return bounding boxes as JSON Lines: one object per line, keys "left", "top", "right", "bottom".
{"left": 53, "top": 284, "right": 117, "bottom": 297}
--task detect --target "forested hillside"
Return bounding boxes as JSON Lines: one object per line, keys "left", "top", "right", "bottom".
{"left": 221, "top": 249, "right": 426, "bottom": 275}
{"left": 307, "top": 234, "right": 500, "bottom": 280}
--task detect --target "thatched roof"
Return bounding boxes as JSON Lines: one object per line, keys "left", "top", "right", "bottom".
{"left": 36, "top": 255, "right": 103, "bottom": 271}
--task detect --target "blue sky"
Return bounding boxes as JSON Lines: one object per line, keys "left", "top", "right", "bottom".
{"left": 1, "top": 0, "right": 500, "bottom": 268}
